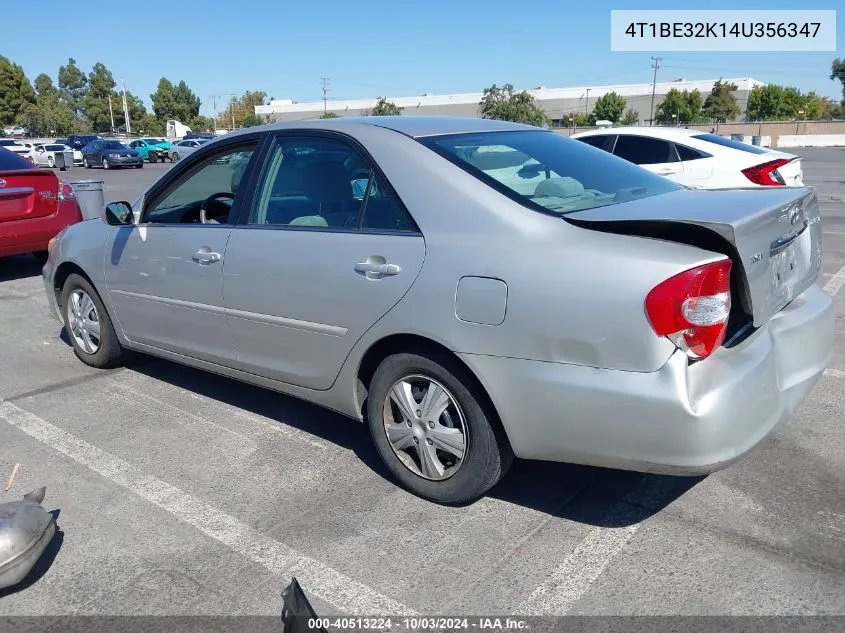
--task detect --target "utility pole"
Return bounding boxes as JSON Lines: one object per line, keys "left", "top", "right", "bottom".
{"left": 649, "top": 56, "right": 662, "bottom": 125}
{"left": 321, "top": 77, "right": 330, "bottom": 115}
{"left": 209, "top": 94, "right": 220, "bottom": 133}
{"left": 585, "top": 88, "right": 590, "bottom": 117}
{"left": 107, "top": 93, "right": 116, "bottom": 134}
{"left": 121, "top": 80, "right": 131, "bottom": 135}
{"left": 229, "top": 94, "right": 236, "bottom": 131}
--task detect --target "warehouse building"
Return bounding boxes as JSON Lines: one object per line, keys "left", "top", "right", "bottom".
{"left": 255, "top": 77, "right": 763, "bottom": 125}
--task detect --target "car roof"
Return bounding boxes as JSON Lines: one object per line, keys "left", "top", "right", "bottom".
{"left": 224, "top": 116, "right": 541, "bottom": 140}
{"left": 573, "top": 126, "right": 706, "bottom": 141}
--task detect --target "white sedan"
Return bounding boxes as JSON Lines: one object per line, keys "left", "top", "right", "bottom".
{"left": 573, "top": 127, "right": 803, "bottom": 189}
{"left": 28, "top": 144, "right": 75, "bottom": 170}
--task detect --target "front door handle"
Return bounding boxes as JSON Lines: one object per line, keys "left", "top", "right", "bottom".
{"left": 355, "top": 261, "right": 401, "bottom": 279}
{"left": 192, "top": 250, "right": 221, "bottom": 264}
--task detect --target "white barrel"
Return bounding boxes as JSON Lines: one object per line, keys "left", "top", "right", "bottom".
{"left": 70, "top": 180, "right": 105, "bottom": 220}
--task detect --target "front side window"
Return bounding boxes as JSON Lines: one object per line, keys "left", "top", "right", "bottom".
{"left": 577, "top": 135, "right": 611, "bottom": 150}
{"left": 613, "top": 135, "right": 677, "bottom": 165}
{"left": 144, "top": 142, "right": 258, "bottom": 224}
{"left": 421, "top": 130, "right": 679, "bottom": 215}
{"left": 251, "top": 136, "right": 410, "bottom": 230}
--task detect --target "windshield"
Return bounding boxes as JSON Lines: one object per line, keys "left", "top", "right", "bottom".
{"left": 45, "top": 144, "right": 66, "bottom": 151}
{"left": 141, "top": 138, "right": 160, "bottom": 144}
{"left": 0, "top": 140, "right": 20, "bottom": 146}
{"left": 692, "top": 133, "right": 771, "bottom": 155}
{"left": 102, "top": 141, "right": 128, "bottom": 150}
{"left": 421, "top": 130, "right": 680, "bottom": 215}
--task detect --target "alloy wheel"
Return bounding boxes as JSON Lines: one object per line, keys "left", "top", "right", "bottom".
{"left": 67, "top": 289, "right": 101, "bottom": 354}
{"left": 382, "top": 375, "right": 468, "bottom": 481}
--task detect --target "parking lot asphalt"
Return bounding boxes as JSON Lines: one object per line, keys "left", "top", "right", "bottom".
{"left": 1, "top": 149, "right": 845, "bottom": 617}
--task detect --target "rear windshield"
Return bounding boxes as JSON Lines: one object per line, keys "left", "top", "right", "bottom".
{"left": 45, "top": 144, "right": 66, "bottom": 151}
{"left": 0, "top": 147, "right": 33, "bottom": 170}
{"left": 692, "top": 133, "right": 770, "bottom": 155}
{"left": 420, "top": 130, "right": 680, "bottom": 215}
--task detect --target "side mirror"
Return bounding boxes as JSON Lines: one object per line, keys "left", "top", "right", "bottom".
{"left": 104, "top": 201, "right": 133, "bottom": 226}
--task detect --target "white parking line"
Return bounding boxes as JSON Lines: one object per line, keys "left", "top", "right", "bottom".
{"left": 822, "top": 263, "right": 845, "bottom": 296}
{"left": 824, "top": 368, "right": 845, "bottom": 379}
{"left": 514, "top": 476, "right": 676, "bottom": 615}
{"left": 0, "top": 399, "right": 413, "bottom": 616}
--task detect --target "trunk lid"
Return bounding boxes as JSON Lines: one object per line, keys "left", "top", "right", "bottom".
{"left": 566, "top": 187, "right": 822, "bottom": 327}
{"left": 0, "top": 169, "right": 59, "bottom": 223}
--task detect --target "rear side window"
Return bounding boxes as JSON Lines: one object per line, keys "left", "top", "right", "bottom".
{"left": 675, "top": 143, "right": 711, "bottom": 161}
{"left": 251, "top": 136, "right": 413, "bottom": 231}
{"left": 613, "top": 135, "right": 677, "bottom": 165}
{"left": 421, "top": 130, "right": 680, "bottom": 215}
{"left": 0, "top": 147, "right": 32, "bottom": 170}
{"left": 692, "top": 133, "right": 770, "bottom": 155}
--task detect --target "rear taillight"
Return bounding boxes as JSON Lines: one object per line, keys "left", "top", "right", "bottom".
{"left": 645, "top": 259, "right": 733, "bottom": 359}
{"left": 57, "top": 180, "right": 75, "bottom": 200}
{"left": 741, "top": 158, "right": 791, "bottom": 186}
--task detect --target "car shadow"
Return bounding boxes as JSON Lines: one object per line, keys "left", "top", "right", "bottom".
{"left": 0, "top": 510, "right": 64, "bottom": 598}
{"left": 0, "top": 255, "right": 43, "bottom": 282}
{"left": 128, "top": 356, "right": 701, "bottom": 527}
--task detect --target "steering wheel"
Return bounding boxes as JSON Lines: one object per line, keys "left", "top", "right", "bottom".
{"left": 199, "top": 192, "right": 235, "bottom": 224}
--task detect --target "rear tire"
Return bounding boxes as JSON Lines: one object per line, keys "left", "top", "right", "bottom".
{"left": 366, "top": 351, "right": 513, "bottom": 504}
{"left": 172, "top": 152, "right": 180, "bottom": 162}
{"left": 32, "top": 251, "right": 49, "bottom": 265}
{"left": 47, "top": 156, "right": 55, "bottom": 168}
{"left": 61, "top": 273, "right": 130, "bottom": 369}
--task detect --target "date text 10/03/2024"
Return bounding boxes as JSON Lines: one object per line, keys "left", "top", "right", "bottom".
{"left": 624, "top": 22, "right": 821, "bottom": 39}
{"left": 306, "top": 617, "right": 529, "bottom": 630}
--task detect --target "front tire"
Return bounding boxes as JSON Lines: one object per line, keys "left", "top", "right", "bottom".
{"left": 47, "top": 156, "right": 55, "bottom": 168}
{"left": 172, "top": 152, "right": 180, "bottom": 162}
{"left": 83, "top": 157, "right": 90, "bottom": 168}
{"left": 102, "top": 157, "right": 110, "bottom": 170}
{"left": 366, "top": 351, "right": 513, "bottom": 504}
{"left": 61, "top": 274, "right": 130, "bottom": 369}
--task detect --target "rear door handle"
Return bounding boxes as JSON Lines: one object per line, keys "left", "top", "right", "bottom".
{"left": 355, "top": 261, "right": 401, "bottom": 279}
{"left": 192, "top": 250, "right": 221, "bottom": 264}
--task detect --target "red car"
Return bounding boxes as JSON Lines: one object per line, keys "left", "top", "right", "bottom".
{"left": 0, "top": 147, "right": 83, "bottom": 263}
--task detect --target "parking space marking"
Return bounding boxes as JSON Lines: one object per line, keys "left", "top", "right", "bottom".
{"left": 824, "top": 368, "right": 845, "bottom": 379}
{"left": 514, "top": 476, "right": 677, "bottom": 615}
{"left": 822, "top": 263, "right": 845, "bottom": 296}
{"left": 0, "top": 399, "right": 414, "bottom": 616}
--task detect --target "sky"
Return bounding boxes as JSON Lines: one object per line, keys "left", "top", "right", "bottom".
{"left": 2, "top": 0, "right": 842, "bottom": 117}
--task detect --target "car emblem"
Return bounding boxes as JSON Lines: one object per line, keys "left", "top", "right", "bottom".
{"left": 0, "top": 178, "right": 5, "bottom": 188}
{"left": 789, "top": 207, "right": 802, "bottom": 227}
{"left": 749, "top": 252, "right": 763, "bottom": 264}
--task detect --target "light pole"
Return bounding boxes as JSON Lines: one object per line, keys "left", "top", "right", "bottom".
{"left": 585, "top": 89, "right": 590, "bottom": 117}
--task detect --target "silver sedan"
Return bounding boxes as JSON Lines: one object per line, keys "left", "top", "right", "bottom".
{"left": 41, "top": 117, "right": 833, "bottom": 503}
{"left": 168, "top": 138, "right": 209, "bottom": 162}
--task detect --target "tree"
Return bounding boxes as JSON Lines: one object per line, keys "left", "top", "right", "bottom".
{"left": 479, "top": 83, "right": 550, "bottom": 127}
{"left": 747, "top": 84, "right": 806, "bottom": 120}
{"left": 83, "top": 62, "right": 118, "bottom": 132}
{"left": 320, "top": 111, "right": 339, "bottom": 119}
{"left": 57, "top": 58, "right": 87, "bottom": 117}
{"left": 136, "top": 113, "right": 165, "bottom": 135}
{"left": 831, "top": 58, "right": 845, "bottom": 104}
{"left": 801, "top": 91, "right": 826, "bottom": 119}
{"left": 702, "top": 79, "right": 740, "bottom": 123}
{"left": 371, "top": 97, "right": 402, "bottom": 116}
{"left": 187, "top": 115, "right": 216, "bottom": 132}
{"left": 241, "top": 113, "right": 264, "bottom": 127}
{"left": 620, "top": 108, "right": 640, "bottom": 125}
{"left": 591, "top": 91, "right": 626, "bottom": 123}
{"left": 34, "top": 73, "right": 57, "bottom": 100}
{"left": 655, "top": 88, "right": 704, "bottom": 124}
{"left": 0, "top": 56, "right": 36, "bottom": 125}
{"left": 150, "top": 78, "right": 201, "bottom": 123}
{"left": 217, "top": 90, "right": 267, "bottom": 129}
